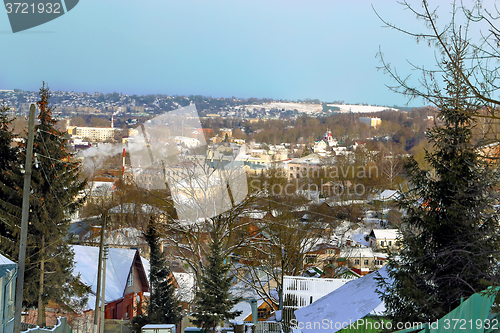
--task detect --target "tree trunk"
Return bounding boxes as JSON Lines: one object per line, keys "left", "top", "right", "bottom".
{"left": 37, "top": 235, "right": 46, "bottom": 327}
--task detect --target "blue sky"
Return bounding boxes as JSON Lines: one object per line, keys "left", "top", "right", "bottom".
{"left": 0, "top": 1, "right": 476, "bottom": 106}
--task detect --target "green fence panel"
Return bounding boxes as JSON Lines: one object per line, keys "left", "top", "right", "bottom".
{"left": 393, "top": 288, "right": 498, "bottom": 333}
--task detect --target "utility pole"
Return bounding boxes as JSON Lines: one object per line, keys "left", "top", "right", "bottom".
{"left": 279, "top": 247, "right": 285, "bottom": 311}
{"left": 93, "top": 213, "right": 107, "bottom": 333}
{"left": 100, "top": 246, "right": 109, "bottom": 333}
{"left": 13, "top": 104, "right": 36, "bottom": 333}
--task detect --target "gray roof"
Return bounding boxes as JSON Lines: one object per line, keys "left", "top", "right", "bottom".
{"left": 108, "top": 203, "right": 167, "bottom": 215}
{"left": 0, "top": 253, "right": 16, "bottom": 278}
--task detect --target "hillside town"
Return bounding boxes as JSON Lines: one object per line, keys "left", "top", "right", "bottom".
{"left": 0, "top": 88, "right": 422, "bottom": 332}
{"left": 1, "top": 75, "right": 500, "bottom": 333}
{"left": 5, "top": 0, "right": 500, "bottom": 332}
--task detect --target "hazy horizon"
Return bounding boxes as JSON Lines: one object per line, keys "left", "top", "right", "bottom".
{"left": 1, "top": 0, "right": 488, "bottom": 107}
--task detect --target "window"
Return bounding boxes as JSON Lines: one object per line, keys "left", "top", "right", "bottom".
{"left": 290, "top": 167, "right": 294, "bottom": 170}
{"left": 364, "top": 259, "right": 369, "bottom": 266}
{"left": 258, "top": 309, "right": 268, "bottom": 319}
{"left": 388, "top": 241, "right": 392, "bottom": 246}
{"left": 305, "top": 255, "right": 317, "bottom": 263}
{"left": 127, "top": 268, "right": 134, "bottom": 287}
{"left": 326, "top": 249, "right": 336, "bottom": 255}
{"left": 354, "top": 259, "right": 360, "bottom": 265}
{"left": 380, "top": 241, "right": 385, "bottom": 247}
{"left": 6, "top": 277, "right": 14, "bottom": 318}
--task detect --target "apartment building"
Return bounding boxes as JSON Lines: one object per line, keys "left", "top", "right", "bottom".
{"left": 67, "top": 126, "right": 120, "bottom": 142}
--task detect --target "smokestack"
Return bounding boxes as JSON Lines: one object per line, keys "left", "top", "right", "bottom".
{"left": 122, "top": 148, "right": 125, "bottom": 175}
{"left": 111, "top": 115, "right": 114, "bottom": 129}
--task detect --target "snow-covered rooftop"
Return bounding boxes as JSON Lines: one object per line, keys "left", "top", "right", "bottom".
{"left": 339, "top": 247, "right": 376, "bottom": 258}
{"left": 172, "top": 272, "right": 195, "bottom": 303}
{"left": 288, "top": 153, "right": 324, "bottom": 165}
{"left": 294, "top": 266, "right": 391, "bottom": 333}
{"left": 378, "top": 190, "right": 400, "bottom": 201}
{"left": 86, "top": 227, "right": 147, "bottom": 246}
{"left": 72, "top": 245, "right": 144, "bottom": 308}
{"left": 0, "top": 253, "right": 15, "bottom": 266}
{"left": 240, "top": 210, "right": 269, "bottom": 220}
{"left": 0, "top": 252, "right": 16, "bottom": 278}
{"left": 230, "top": 279, "right": 274, "bottom": 323}
{"left": 108, "top": 203, "right": 167, "bottom": 215}
{"left": 370, "top": 229, "right": 400, "bottom": 240}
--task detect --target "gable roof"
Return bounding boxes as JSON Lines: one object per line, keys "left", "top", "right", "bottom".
{"left": 231, "top": 298, "right": 269, "bottom": 323}
{"left": 108, "top": 203, "right": 167, "bottom": 215}
{"left": 289, "top": 153, "right": 324, "bottom": 165}
{"left": 339, "top": 247, "right": 375, "bottom": 258}
{"left": 71, "top": 245, "right": 148, "bottom": 306}
{"left": 369, "top": 229, "right": 400, "bottom": 240}
{"left": 0, "top": 253, "right": 16, "bottom": 278}
{"left": 294, "top": 266, "right": 390, "bottom": 333}
{"left": 378, "top": 190, "right": 400, "bottom": 201}
{"left": 230, "top": 279, "right": 275, "bottom": 323}
{"left": 86, "top": 227, "right": 147, "bottom": 247}
{"left": 333, "top": 266, "right": 362, "bottom": 279}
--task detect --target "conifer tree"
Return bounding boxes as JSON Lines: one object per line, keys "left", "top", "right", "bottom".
{"left": 130, "top": 217, "right": 182, "bottom": 333}
{"left": 21, "top": 83, "right": 88, "bottom": 326}
{"left": 0, "top": 102, "right": 22, "bottom": 258}
{"left": 378, "top": 41, "right": 500, "bottom": 322}
{"left": 145, "top": 217, "right": 182, "bottom": 324}
{"left": 191, "top": 233, "right": 241, "bottom": 333}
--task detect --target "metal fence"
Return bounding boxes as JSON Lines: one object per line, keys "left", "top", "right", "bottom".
{"left": 283, "top": 275, "right": 352, "bottom": 308}
{"left": 23, "top": 317, "right": 71, "bottom": 333}
{"left": 254, "top": 321, "right": 282, "bottom": 333}
{"left": 104, "top": 319, "right": 132, "bottom": 333}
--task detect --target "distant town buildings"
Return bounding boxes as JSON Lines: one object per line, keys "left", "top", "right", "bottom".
{"left": 322, "top": 129, "right": 338, "bottom": 147}
{"left": 67, "top": 125, "right": 120, "bottom": 142}
{"left": 359, "top": 117, "right": 382, "bottom": 128}
{"left": 219, "top": 128, "right": 233, "bottom": 139}
{"left": 286, "top": 153, "right": 327, "bottom": 180}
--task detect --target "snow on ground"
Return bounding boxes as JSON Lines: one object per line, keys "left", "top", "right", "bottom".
{"left": 172, "top": 272, "right": 195, "bottom": 303}
{"left": 364, "top": 218, "right": 387, "bottom": 229}
{"left": 245, "top": 102, "right": 323, "bottom": 114}
{"left": 327, "top": 104, "right": 398, "bottom": 113}
{"left": 330, "top": 221, "right": 371, "bottom": 247}
{"left": 349, "top": 231, "right": 370, "bottom": 247}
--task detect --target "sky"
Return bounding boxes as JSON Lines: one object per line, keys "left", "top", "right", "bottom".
{"left": 0, "top": 0, "right": 486, "bottom": 107}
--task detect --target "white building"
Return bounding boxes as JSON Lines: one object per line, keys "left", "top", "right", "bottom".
{"left": 322, "top": 129, "right": 338, "bottom": 146}
{"left": 67, "top": 126, "right": 121, "bottom": 142}
{"left": 359, "top": 117, "right": 382, "bottom": 128}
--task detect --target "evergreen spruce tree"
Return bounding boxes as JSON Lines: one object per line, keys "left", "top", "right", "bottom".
{"left": 191, "top": 234, "right": 241, "bottom": 333}
{"left": 145, "top": 217, "right": 182, "bottom": 324}
{"left": 0, "top": 102, "right": 22, "bottom": 258}
{"left": 131, "top": 216, "right": 183, "bottom": 333}
{"left": 21, "top": 83, "right": 88, "bottom": 326}
{"left": 377, "top": 41, "right": 500, "bottom": 322}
